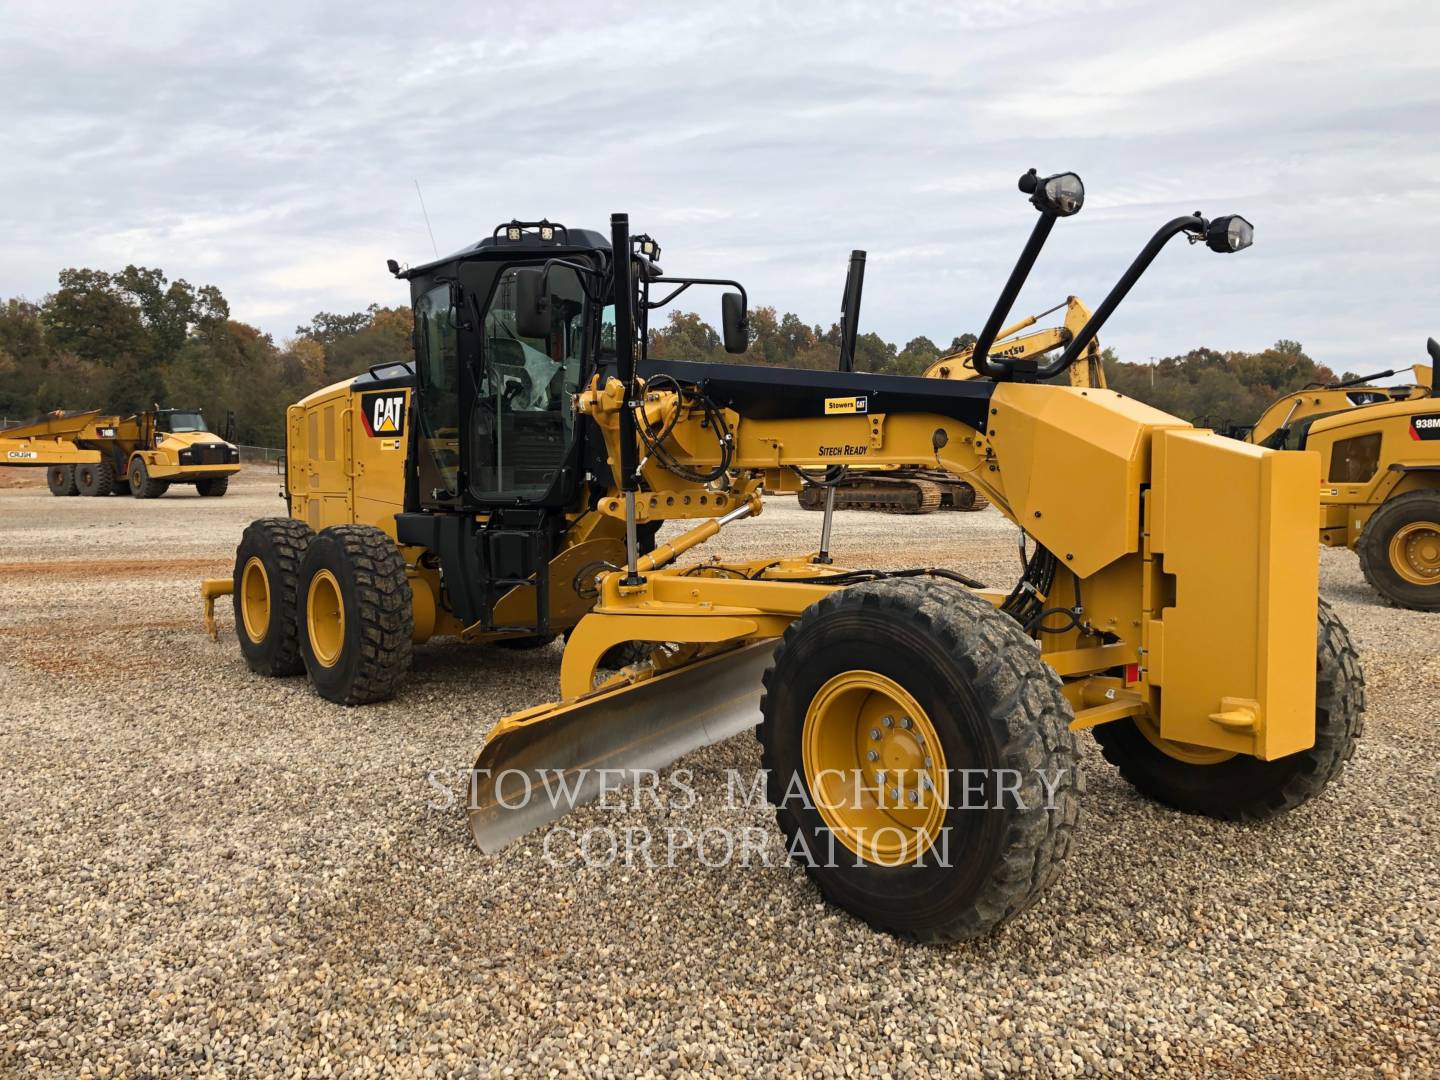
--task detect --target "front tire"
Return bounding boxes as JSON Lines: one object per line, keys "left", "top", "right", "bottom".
{"left": 233, "top": 518, "right": 316, "bottom": 677}
{"left": 1093, "top": 599, "right": 1364, "bottom": 821}
{"left": 129, "top": 457, "right": 169, "bottom": 499}
{"left": 46, "top": 465, "right": 78, "bottom": 496}
{"left": 296, "top": 525, "right": 414, "bottom": 705}
{"left": 758, "top": 579, "right": 1081, "bottom": 943}
{"left": 196, "top": 476, "right": 230, "bottom": 498}
{"left": 75, "top": 459, "right": 115, "bottom": 496}
{"left": 1357, "top": 489, "right": 1440, "bottom": 610}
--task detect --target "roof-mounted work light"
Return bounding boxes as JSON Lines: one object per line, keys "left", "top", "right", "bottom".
{"left": 1204, "top": 214, "right": 1253, "bottom": 253}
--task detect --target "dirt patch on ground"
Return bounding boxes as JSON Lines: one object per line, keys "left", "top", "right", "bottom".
{"left": 0, "top": 619, "right": 194, "bottom": 676}
{"left": 0, "top": 557, "right": 227, "bottom": 578}
{"left": 0, "top": 466, "right": 44, "bottom": 489}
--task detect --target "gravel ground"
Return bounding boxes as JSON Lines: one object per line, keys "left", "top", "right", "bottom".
{"left": 1, "top": 466, "right": 1436, "bottom": 1077}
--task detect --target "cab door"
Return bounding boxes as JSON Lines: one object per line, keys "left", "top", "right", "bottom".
{"left": 460, "top": 263, "right": 588, "bottom": 508}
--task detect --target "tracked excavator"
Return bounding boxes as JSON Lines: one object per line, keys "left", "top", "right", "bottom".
{"left": 796, "top": 293, "right": 1106, "bottom": 513}
{"left": 209, "top": 171, "right": 1363, "bottom": 941}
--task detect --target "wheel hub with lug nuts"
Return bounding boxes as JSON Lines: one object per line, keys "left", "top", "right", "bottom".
{"left": 1390, "top": 521, "right": 1440, "bottom": 586}
{"left": 802, "top": 670, "right": 948, "bottom": 865}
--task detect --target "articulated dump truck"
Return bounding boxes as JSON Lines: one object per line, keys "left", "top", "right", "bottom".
{"left": 2, "top": 407, "right": 240, "bottom": 498}
{"left": 204, "top": 172, "right": 1364, "bottom": 942}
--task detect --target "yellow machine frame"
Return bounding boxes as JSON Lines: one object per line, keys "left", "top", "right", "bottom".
{"left": 486, "top": 373, "right": 1319, "bottom": 763}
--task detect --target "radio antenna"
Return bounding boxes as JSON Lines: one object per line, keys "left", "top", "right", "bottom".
{"left": 413, "top": 179, "right": 439, "bottom": 258}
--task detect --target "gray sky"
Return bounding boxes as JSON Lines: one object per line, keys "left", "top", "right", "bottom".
{"left": 3, "top": 0, "right": 1438, "bottom": 371}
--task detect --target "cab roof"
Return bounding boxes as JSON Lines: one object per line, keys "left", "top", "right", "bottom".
{"left": 399, "top": 225, "right": 610, "bottom": 279}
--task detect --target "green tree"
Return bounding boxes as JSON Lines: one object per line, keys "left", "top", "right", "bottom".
{"left": 895, "top": 335, "right": 941, "bottom": 376}
{"left": 296, "top": 304, "right": 413, "bottom": 381}
{"left": 649, "top": 310, "right": 723, "bottom": 361}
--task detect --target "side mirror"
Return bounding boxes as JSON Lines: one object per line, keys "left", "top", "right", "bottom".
{"left": 721, "top": 292, "right": 748, "bottom": 354}
{"left": 513, "top": 268, "right": 550, "bottom": 338}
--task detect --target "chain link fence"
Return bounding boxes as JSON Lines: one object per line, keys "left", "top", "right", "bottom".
{"left": 235, "top": 444, "right": 285, "bottom": 465}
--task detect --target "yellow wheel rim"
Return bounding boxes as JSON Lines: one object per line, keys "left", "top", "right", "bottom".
{"left": 1134, "top": 713, "right": 1236, "bottom": 765}
{"left": 306, "top": 569, "right": 345, "bottom": 669}
{"left": 1389, "top": 520, "right": 1440, "bottom": 587}
{"left": 801, "top": 671, "right": 948, "bottom": 866}
{"left": 239, "top": 557, "right": 271, "bottom": 645}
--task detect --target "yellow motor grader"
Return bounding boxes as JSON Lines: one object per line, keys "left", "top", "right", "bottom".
{"left": 206, "top": 174, "right": 1364, "bottom": 942}
{"left": 2, "top": 407, "right": 240, "bottom": 497}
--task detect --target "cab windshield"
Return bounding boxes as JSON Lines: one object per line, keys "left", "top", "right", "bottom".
{"left": 163, "top": 411, "right": 208, "bottom": 433}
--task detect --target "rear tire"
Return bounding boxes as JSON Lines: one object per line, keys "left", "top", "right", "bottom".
{"left": 1357, "top": 489, "right": 1440, "bottom": 610}
{"left": 1093, "top": 599, "right": 1364, "bottom": 821}
{"left": 75, "top": 459, "right": 115, "bottom": 497}
{"left": 196, "top": 476, "right": 230, "bottom": 498}
{"left": 129, "top": 457, "right": 169, "bottom": 499}
{"left": 758, "top": 579, "right": 1081, "bottom": 943}
{"left": 233, "top": 518, "right": 316, "bottom": 677}
{"left": 46, "top": 465, "right": 78, "bottom": 496}
{"left": 297, "top": 525, "right": 414, "bottom": 705}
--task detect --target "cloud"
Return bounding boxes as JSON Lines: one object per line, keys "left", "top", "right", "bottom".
{"left": 0, "top": 0, "right": 1437, "bottom": 372}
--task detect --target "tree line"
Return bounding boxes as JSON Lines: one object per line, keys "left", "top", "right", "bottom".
{"left": 1, "top": 266, "right": 1353, "bottom": 446}
{"left": 0, "top": 266, "right": 410, "bottom": 446}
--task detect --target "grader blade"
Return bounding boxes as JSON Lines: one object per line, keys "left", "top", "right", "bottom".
{"left": 468, "top": 639, "right": 778, "bottom": 853}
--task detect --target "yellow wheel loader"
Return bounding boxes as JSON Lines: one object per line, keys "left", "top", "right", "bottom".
{"left": 1, "top": 407, "right": 240, "bottom": 497}
{"left": 1230, "top": 358, "right": 1433, "bottom": 448}
{"left": 207, "top": 177, "right": 1364, "bottom": 942}
{"left": 1225, "top": 343, "right": 1438, "bottom": 609}
{"left": 796, "top": 293, "right": 1105, "bottom": 514}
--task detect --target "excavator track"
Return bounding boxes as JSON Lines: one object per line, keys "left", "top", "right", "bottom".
{"left": 798, "top": 472, "right": 988, "bottom": 514}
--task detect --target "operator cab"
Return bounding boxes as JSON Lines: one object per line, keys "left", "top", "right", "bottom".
{"left": 397, "top": 222, "right": 612, "bottom": 514}
{"left": 389, "top": 218, "right": 748, "bottom": 635}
